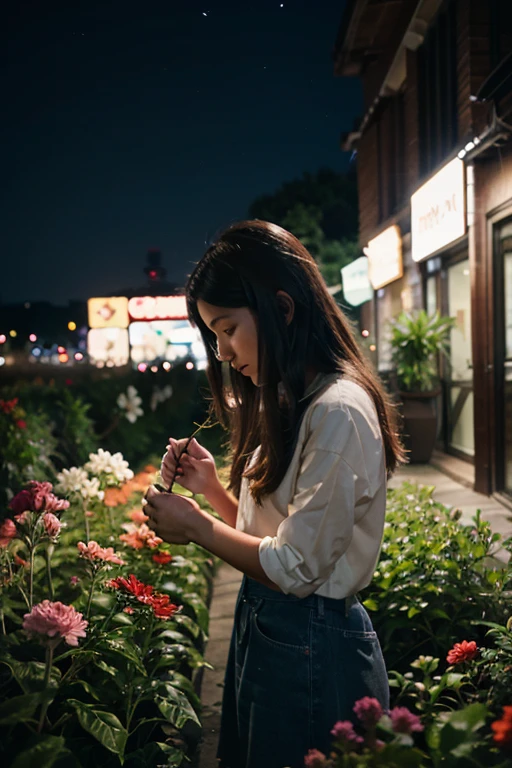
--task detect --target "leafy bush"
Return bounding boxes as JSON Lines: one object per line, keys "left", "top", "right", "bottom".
{"left": 0, "top": 456, "right": 215, "bottom": 767}
{"left": 360, "top": 483, "right": 512, "bottom": 672}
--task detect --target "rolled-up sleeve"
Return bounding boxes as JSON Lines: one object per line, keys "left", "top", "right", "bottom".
{"left": 258, "top": 449, "right": 365, "bottom": 597}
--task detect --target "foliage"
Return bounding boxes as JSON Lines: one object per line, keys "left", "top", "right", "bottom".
{"left": 248, "top": 167, "right": 360, "bottom": 288}
{"left": 0, "top": 396, "right": 59, "bottom": 509}
{"left": 0, "top": 362, "right": 225, "bottom": 506}
{"left": 360, "top": 483, "right": 512, "bottom": 673}
{"left": 389, "top": 311, "right": 456, "bottom": 393}
{"left": 0, "top": 458, "right": 215, "bottom": 767}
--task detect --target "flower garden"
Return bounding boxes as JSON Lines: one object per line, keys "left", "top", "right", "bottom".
{"left": 1, "top": 371, "right": 512, "bottom": 767}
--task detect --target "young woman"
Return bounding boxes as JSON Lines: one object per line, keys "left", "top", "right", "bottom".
{"left": 144, "top": 220, "right": 405, "bottom": 768}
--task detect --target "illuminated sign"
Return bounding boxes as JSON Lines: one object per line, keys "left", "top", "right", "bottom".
{"left": 87, "top": 328, "right": 130, "bottom": 366}
{"left": 88, "top": 297, "right": 129, "bottom": 329}
{"left": 128, "top": 320, "right": 205, "bottom": 364}
{"left": 411, "top": 158, "right": 466, "bottom": 262}
{"left": 363, "top": 225, "right": 403, "bottom": 290}
{"left": 341, "top": 257, "right": 373, "bottom": 306}
{"left": 128, "top": 295, "right": 188, "bottom": 321}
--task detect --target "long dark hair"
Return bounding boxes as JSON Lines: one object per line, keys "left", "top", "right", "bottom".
{"left": 186, "top": 220, "right": 405, "bottom": 503}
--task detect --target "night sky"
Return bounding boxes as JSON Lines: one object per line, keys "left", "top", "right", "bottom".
{"left": 2, "top": 0, "right": 361, "bottom": 306}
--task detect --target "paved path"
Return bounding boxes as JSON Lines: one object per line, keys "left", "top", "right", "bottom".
{"left": 197, "top": 465, "right": 512, "bottom": 767}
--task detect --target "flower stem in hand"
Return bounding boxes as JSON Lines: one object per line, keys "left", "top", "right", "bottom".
{"left": 164, "top": 416, "right": 217, "bottom": 494}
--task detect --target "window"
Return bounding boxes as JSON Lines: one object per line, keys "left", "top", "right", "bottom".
{"left": 417, "top": 0, "right": 458, "bottom": 176}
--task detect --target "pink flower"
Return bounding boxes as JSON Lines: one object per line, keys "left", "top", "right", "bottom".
{"left": 119, "top": 523, "right": 162, "bottom": 550}
{"left": 9, "top": 490, "right": 33, "bottom": 515}
{"left": 23, "top": 600, "right": 88, "bottom": 646}
{"left": 9, "top": 483, "right": 69, "bottom": 515}
{"left": 353, "top": 697, "right": 384, "bottom": 728}
{"left": 70, "top": 576, "right": 80, "bottom": 586}
{"left": 331, "top": 720, "right": 364, "bottom": 746}
{"left": 129, "top": 509, "right": 149, "bottom": 524}
{"left": 28, "top": 482, "right": 54, "bottom": 511}
{"left": 304, "top": 749, "right": 327, "bottom": 767}
{"left": 389, "top": 707, "right": 424, "bottom": 735}
{"left": 43, "top": 512, "right": 61, "bottom": 538}
{"left": 14, "top": 511, "right": 30, "bottom": 525}
{"left": 77, "top": 540, "right": 125, "bottom": 565}
{"left": 0, "top": 518, "right": 17, "bottom": 547}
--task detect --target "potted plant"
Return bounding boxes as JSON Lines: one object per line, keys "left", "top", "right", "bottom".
{"left": 389, "top": 310, "right": 456, "bottom": 463}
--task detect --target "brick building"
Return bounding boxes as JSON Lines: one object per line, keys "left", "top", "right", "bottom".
{"left": 334, "top": 0, "right": 512, "bottom": 497}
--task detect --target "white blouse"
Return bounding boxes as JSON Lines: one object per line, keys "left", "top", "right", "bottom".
{"left": 236, "top": 373, "right": 387, "bottom": 599}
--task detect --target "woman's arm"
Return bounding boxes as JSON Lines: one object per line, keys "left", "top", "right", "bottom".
{"left": 144, "top": 488, "right": 280, "bottom": 591}
{"left": 203, "top": 480, "right": 239, "bottom": 528}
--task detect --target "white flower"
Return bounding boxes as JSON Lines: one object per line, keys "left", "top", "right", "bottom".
{"left": 117, "top": 385, "right": 143, "bottom": 424}
{"left": 80, "top": 477, "right": 105, "bottom": 501}
{"left": 150, "top": 385, "right": 173, "bottom": 412}
{"left": 84, "top": 448, "right": 134, "bottom": 484}
{"left": 55, "top": 467, "right": 89, "bottom": 495}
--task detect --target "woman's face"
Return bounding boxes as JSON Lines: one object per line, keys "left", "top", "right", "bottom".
{"left": 197, "top": 299, "right": 259, "bottom": 384}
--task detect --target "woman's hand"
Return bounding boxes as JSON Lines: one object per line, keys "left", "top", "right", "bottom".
{"left": 144, "top": 486, "right": 202, "bottom": 545}
{"left": 161, "top": 437, "right": 218, "bottom": 496}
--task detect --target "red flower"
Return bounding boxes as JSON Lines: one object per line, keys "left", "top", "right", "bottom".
{"left": 491, "top": 706, "right": 512, "bottom": 749}
{"left": 108, "top": 574, "right": 154, "bottom": 603}
{"left": 16, "top": 420, "right": 27, "bottom": 429}
{"left": 446, "top": 640, "right": 478, "bottom": 665}
{"left": 108, "top": 573, "right": 178, "bottom": 620}
{"left": 9, "top": 490, "right": 33, "bottom": 515}
{"left": 151, "top": 594, "right": 179, "bottom": 619}
{"left": 14, "top": 554, "right": 29, "bottom": 568}
{"left": 152, "top": 551, "right": 173, "bottom": 565}
{"left": 0, "top": 398, "right": 18, "bottom": 414}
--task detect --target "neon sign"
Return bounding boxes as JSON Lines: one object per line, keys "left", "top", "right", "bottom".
{"left": 128, "top": 295, "right": 188, "bottom": 321}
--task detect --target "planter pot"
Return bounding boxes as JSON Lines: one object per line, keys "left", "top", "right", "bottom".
{"left": 399, "top": 389, "right": 441, "bottom": 464}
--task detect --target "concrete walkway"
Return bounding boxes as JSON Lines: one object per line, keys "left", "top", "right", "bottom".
{"left": 197, "top": 464, "right": 512, "bottom": 767}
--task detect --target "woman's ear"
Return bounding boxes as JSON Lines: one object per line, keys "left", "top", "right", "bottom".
{"left": 276, "top": 290, "right": 295, "bottom": 325}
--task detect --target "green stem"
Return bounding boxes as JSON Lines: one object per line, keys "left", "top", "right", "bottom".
{"left": 37, "top": 643, "right": 55, "bottom": 732}
{"left": 29, "top": 546, "right": 36, "bottom": 609}
{"left": 0, "top": 611, "right": 5, "bottom": 635}
{"left": 45, "top": 545, "right": 54, "bottom": 600}
{"left": 86, "top": 571, "right": 97, "bottom": 620}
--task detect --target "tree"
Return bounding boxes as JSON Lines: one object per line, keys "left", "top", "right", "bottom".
{"left": 248, "top": 168, "right": 360, "bottom": 288}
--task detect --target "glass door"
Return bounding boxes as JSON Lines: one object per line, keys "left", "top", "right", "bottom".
{"left": 446, "top": 258, "right": 474, "bottom": 456}
{"left": 495, "top": 220, "right": 512, "bottom": 495}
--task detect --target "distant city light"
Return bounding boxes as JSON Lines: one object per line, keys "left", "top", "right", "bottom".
{"left": 58, "top": 353, "right": 69, "bottom": 363}
{"left": 162, "top": 361, "right": 171, "bottom": 371}
{"left": 137, "top": 363, "right": 147, "bottom": 372}
{"left": 106, "top": 360, "right": 114, "bottom": 368}
{"left": 186, "top": 361, "right": 194, "bottom": 370}
{"left": 68, "top": 321, "right": 77, "bottom": 331}
{"left": 57, "top": 346, "right": 66, "bottom": 354}
{"left": 0, "top": 357, "right": 5, "bottom": 366}
{"left": 74, "top": 352, "right": 84, "bottom": 361}
{"left": 29, "top": 334, "right": 37, "bottom": 342}
{"left": 32, "top": 347, "right": 42, "bottom": 357}
{"left": 369, "top": 344, "right": 376, "bottom": 352}
{"left": 0, "top": 335, "right": 5, "bottom": 344}
{"left": 9, "top": 330, "right": 17, "bottom": 338}
{"left": 150, "top": 365, "right": 158, "bottom": 372}
{"left": 361, "top": 329, "right": 370, "bottom": 337}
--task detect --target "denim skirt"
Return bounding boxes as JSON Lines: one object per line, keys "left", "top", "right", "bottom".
{"left": 217, "top": 576, "right": 389, "bottom": 768}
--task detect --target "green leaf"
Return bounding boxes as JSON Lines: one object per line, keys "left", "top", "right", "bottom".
{"left": 1, "top": 658, "right": 61, "bottom": 694}
{"left": 98, "top": 637, "right": 147, "bottom": 675}
{"left": 10, "top": 735, "right": 67, "bottom": 768}
{"left": 181, "top": 594, "right": 209, "bottom": 634}
{"left": 154, "top": 682, "right": 201, "bottom": 741}
{"left": 438, "top": 703, "right": 488, "bottom": 754}
{"left": 0, "top": 692, "right": 43, "bottom": 725}
{"left": 362, "top": 598, "right": 378, "bottom": 611}
{"left": 68, "top": 699, "right": 128, "bottom": 760}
